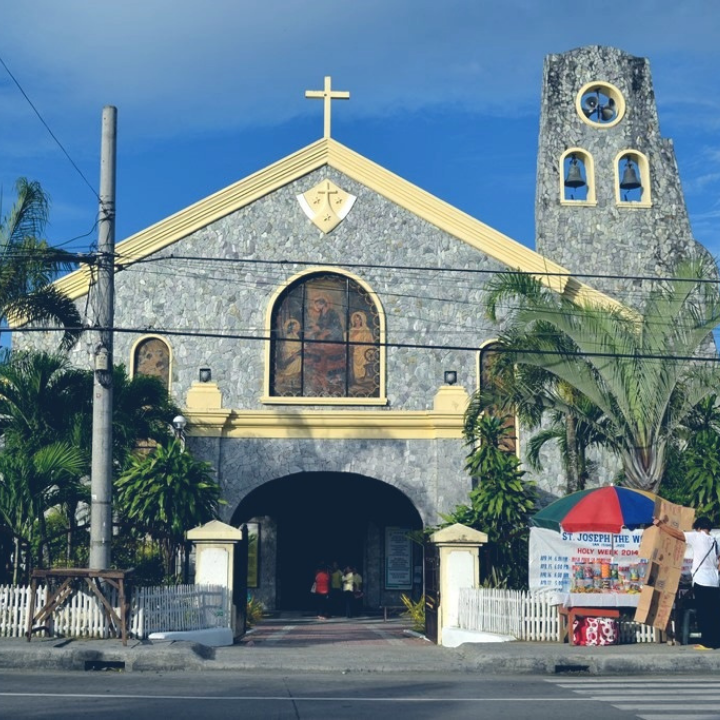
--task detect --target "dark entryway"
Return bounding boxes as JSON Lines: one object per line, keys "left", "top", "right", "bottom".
{"left": 232, "top": 472, "right": 422, "bottom": 610}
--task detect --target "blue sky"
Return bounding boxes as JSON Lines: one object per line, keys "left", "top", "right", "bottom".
{"left": 0, "top": 1, "right": 719, "bottom": 261}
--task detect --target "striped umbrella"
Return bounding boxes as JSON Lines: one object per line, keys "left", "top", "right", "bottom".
{"left": 531, "top": 486, "right": 658, "bottom": 534}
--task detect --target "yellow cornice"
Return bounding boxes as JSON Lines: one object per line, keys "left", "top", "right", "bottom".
{"left": 48, "top": 136, "right": 623, "bottom": 313}
{"left": 185, "top": 407, "right": 466, "bottom": 440}
{"left": 51, "top": 139, "right": 332, "bottom": 303}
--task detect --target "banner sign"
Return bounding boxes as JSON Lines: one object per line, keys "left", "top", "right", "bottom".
{"left": 529, "top": 526, "right": 648, "bottom": 594}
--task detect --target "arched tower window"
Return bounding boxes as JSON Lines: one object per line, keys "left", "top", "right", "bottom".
{"left": 615, "top": 150, "right": 652, "bottom": 207}
{"left": 560, "top": 148, "right": 597, "bottom": 205}
{"left": 132, "top": 335, "right": 171, "bottom": 389}
{"left": 269, "top": 271, "right": 382, "bottom": 400}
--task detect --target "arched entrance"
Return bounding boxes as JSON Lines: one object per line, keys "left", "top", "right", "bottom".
{"left": 231, "top": 472, "right": 423, "bottom": 611}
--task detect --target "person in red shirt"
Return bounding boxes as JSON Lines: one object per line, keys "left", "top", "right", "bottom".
{"left": 314, "top": 564, "right": 331, "bottom": 619}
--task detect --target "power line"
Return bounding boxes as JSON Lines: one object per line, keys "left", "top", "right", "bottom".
{"left": 107, "top": 261, "right": 720, "bottom": 335}
{"left": 121, "top": 252, "right": 720, "bottom": 287}
{"left": 10, "top": 323, "right": 720, "bottom": 364}
{"left": 0, "top": 53, "right": 100, "bottom": 205}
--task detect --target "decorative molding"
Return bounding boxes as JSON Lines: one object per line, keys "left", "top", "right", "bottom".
{"left": 39, "top": 138, "right": 625, "bottom": 317}
{"left": 183, "top": 407, "right": 467, "bottom": 440}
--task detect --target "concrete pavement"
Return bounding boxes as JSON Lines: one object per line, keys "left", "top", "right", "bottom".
{"left": 1, "top": 615, "right": 718, "bottom": 676}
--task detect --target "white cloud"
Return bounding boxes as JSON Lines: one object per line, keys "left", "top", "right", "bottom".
{"left": 1, "top": 0, "right": 719, "bottom": 143}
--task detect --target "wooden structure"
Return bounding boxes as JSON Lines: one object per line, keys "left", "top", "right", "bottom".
{"left": 558, "top": 605, "right": 621, "bottom": 645}
{"left": 26, "top": 568, "right": 131, "bottom": 645}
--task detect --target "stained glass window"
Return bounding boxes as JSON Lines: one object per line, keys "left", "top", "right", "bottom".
{"left": 270, "top": 273, "right": 381, "bottom": 399}
{"left": 134, "top": 336, "right": 170, "bottom": 388}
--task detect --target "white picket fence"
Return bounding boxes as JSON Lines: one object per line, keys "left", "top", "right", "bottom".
{"left": 0, "top": 583, "right": 231, "bottom": 640}
{"left": 457, "top": 587, "right": 658, "bottom": 643}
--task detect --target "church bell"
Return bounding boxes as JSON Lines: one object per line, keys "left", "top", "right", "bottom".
{"left": 619, "top": 159, "right": 641, "bottom": 191}
{"left": 564, "top": 156, "right": 586, "bottom": 189}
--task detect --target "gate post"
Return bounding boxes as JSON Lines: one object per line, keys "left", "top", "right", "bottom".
{"left": 187, "top": 520, "right": 247, "bottom": 638}
{"left": 429, "top": 523, "right": 488, "bottom": 646}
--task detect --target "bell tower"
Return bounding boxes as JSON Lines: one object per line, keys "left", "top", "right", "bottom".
{"left": 535, "top": 46, "right": 708, "bottom": 305}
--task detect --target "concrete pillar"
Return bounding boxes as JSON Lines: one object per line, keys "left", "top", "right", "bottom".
{"left": 429, "top": 523, "right": 488, "bottom": 645}
{"left": 186, "top": 520, "right": 246, "bottom": 637}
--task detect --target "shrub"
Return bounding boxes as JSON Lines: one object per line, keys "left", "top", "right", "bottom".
{"left": 246, "top": 595, "right": 265, "bottom": 628}
{"left": 400, "top": 593, "right": 425, "bottom": 633}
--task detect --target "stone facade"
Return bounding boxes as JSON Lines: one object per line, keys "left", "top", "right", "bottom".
{"left": 535, "top": 45, "right": 708, "bottom": 305}
{"left": 14, "top": 45, "right": 711, "bottom": 610}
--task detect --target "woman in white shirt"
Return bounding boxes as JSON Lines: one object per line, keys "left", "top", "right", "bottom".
{"left": 655, "top": 515, "right": 720, "bottom": 649}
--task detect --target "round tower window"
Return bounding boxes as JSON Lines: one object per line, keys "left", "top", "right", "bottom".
{"left": 576, "top": 81, "right": 625, "bottom": 128}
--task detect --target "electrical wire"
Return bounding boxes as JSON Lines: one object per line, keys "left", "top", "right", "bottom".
{"left": 9, "top": 323, "right": 720, "bottom": 364}
{"left": 0, "top": 53, "right": 101, "bottom": 206}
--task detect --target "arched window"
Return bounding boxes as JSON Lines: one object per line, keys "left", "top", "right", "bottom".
{"left": 132, "top": 336, "right": 171, "bottom": 389}
{"left": 269, "top": 272, "right": 381, "bottom": 399}
{"left": 560, "top": 148, "right": 596, "bottom": 205}
{"left": 615, "top": 150, "right": 652, "bottom": 207}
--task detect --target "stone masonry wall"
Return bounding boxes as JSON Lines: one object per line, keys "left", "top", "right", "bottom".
{"left": 535, "top": 45, "right": 707, "bottom": 305}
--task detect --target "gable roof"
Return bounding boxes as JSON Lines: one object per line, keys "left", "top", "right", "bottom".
{"left": 52, "top": 137, "right": 621, "bottom": 310}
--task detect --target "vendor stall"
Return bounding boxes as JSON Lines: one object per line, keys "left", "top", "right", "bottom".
{"left": 529, "top": 487, "right": 679, "bottom": 645}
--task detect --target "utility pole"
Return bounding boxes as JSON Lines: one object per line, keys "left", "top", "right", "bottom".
{"left": 89, "top": 106, "right": 117, "bottom": 570}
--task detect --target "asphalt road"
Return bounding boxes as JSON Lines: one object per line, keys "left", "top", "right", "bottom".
{"left": 3, "top": 670, "right": 720, "bottom": 720}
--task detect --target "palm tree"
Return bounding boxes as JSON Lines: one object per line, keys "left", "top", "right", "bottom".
{"left": 0, "top": 352, "right": 88, "bottom": 576}
{"left": 115, "top": 439, "right": 224, "bottom": 581}
{"left": 0, "top": 178, "right": 83, "bottom": 351}
{"left": 0, "top": 351, "right": 181, "bottom": 578}
{"left": 480, "top": 259, "right": 720, "bottom": 493}
{"left": 0, "top": 442, "right": 86, "bottom": 576}
{"left": 69, "top": 365, "right": 181, "bottom": 471}
{"left": 524, "top": 391, "right": 610, "bottom": 494}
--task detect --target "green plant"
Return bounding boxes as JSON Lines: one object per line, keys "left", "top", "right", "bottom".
{"left": 400, "top": 593, "right": 425, "bottom": 633}
{"left": 481, "top": 259, "right": 720, "bottom": 492}
{"left": 0, "top": 178, "right": 83, "bottom": 351}
{"left": 445, "top": 413, "right": 536, "bottom": 589}
{"left": 115, "top": 439, "right": 224, "bottom": 581}
{"left": 246, "top": 596, "right": 265, "bottom": 628}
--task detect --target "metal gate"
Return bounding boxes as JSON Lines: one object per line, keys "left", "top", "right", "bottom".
{"left": 234, "top": 526, "right": 249, "bottom": 636}
{"left": 424, "top": 541, "right": 439, "bottom": 644}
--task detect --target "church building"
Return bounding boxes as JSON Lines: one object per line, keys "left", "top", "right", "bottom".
{"left": 24, "top": 46, "right": 710, "bottom": 612}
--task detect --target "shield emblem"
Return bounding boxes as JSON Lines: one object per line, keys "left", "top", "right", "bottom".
{"left": 297, "top": 179, "right": 356, "bottom": 233}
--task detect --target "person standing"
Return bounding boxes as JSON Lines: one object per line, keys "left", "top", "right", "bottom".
{"left": 330, "top": 561, "right": 343, "bottom": 616}
{"left": 654, "top": 515, "right": 720, "bottom": 649}
{"left": 314, "top": 563, "right": 331, "bottom": 619}
{"left": 342, "top": 565, "right": 355, "bottom": 618}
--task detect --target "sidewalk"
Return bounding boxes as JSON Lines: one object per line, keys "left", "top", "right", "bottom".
{"left": 1, "top": 615, "right": 718, "bottom": 676}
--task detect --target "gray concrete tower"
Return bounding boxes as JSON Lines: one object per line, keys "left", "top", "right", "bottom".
{"left": 535, "top": 46, "right": 706, "bottom": 304}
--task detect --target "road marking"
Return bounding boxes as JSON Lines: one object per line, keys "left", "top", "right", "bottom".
{"left": 0, "top": 692, "right": 596, "bottom": 702}
{"left": 637, "top": 716, "right": 720, "bottom": 720}
{"left": 547, "top": 677, "right": 720, "bottom": 718}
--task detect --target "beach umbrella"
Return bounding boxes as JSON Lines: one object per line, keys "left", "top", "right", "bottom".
{"left": 530, "top": 486, "right": 658, "bottom": 534}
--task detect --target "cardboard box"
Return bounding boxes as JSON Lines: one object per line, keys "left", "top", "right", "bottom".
{"left": 638, "top": 526, "right": 686, "bottom": 568}
{"left": 634, "top": 584, "right": 675, "bottom": 630}
{"left": 644, "top": 561, "right": 681, "bottom": 594}
{"left": 634, "top": 519, "right": 690, "bottom": 629}
{"left": 653, "top": 498, "right": 695, "bottom": 532}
